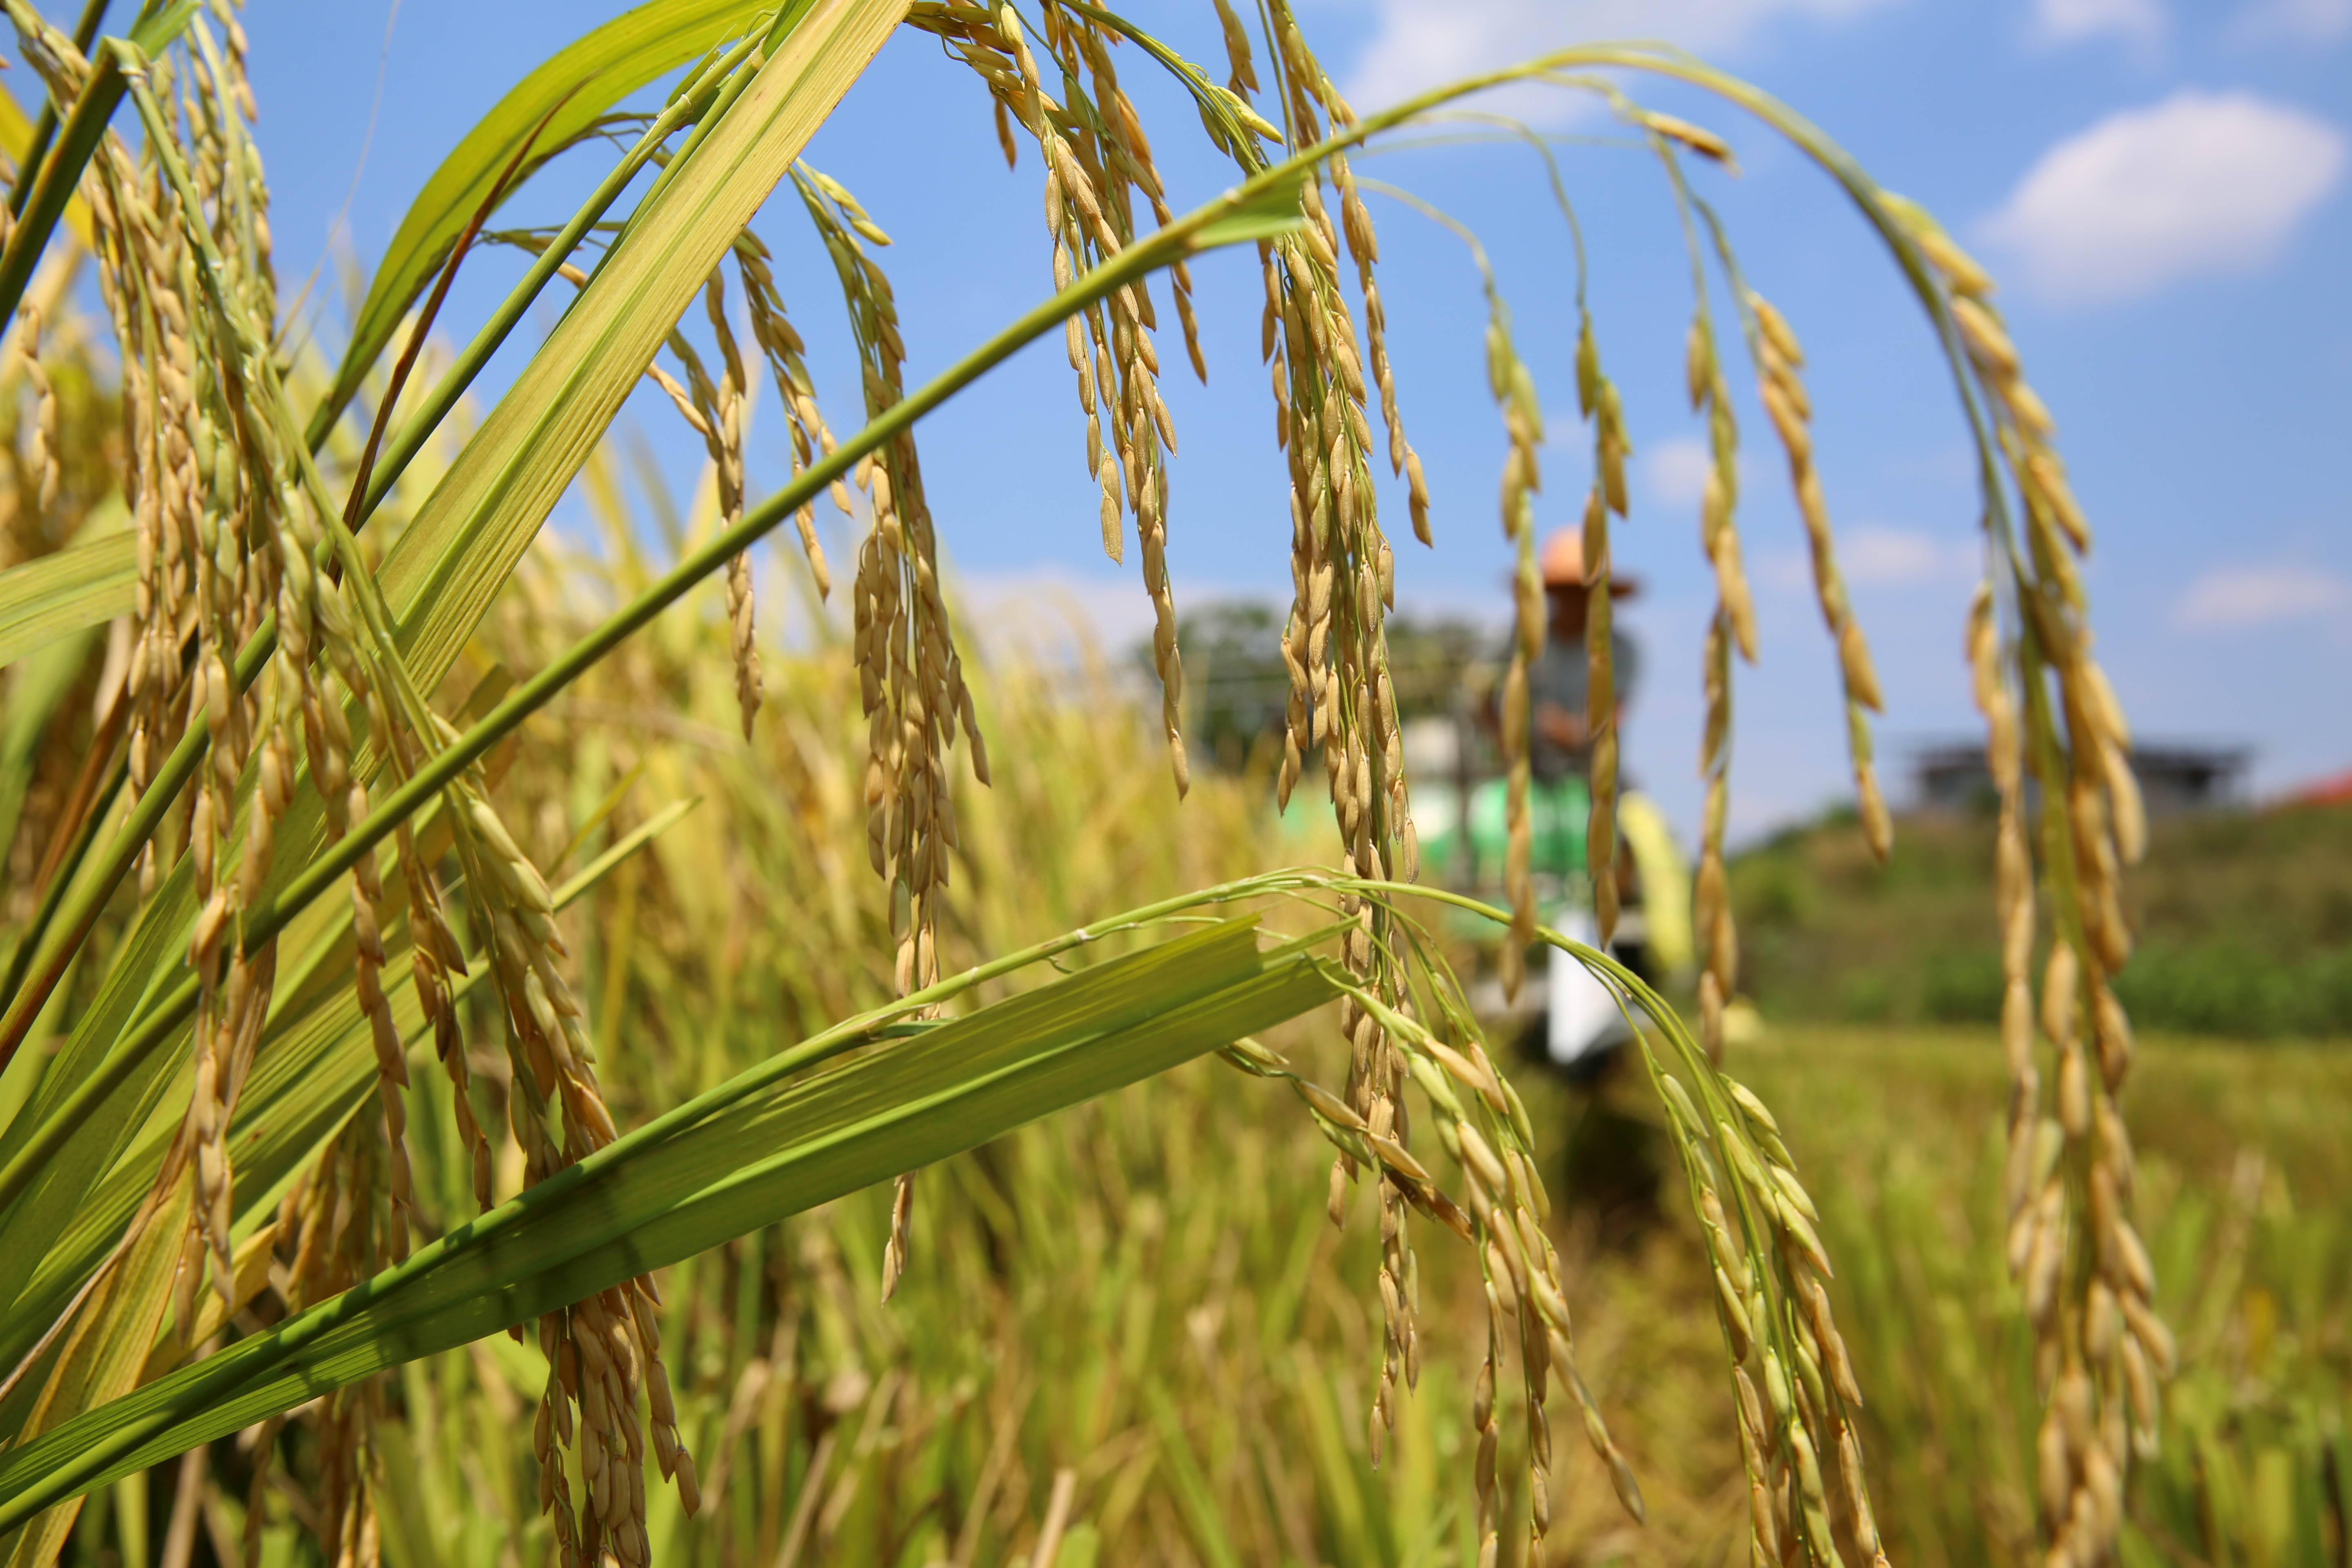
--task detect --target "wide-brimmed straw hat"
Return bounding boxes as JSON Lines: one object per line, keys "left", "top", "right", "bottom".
{"left": 1539, "top": 529, "right": 1640, "bottom": 596}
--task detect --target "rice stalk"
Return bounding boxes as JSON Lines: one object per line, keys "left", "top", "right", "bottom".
{"left": 1890, "top": 195, "right": 2163, "bottom": 1568}
{"left": 1746, "top": 285, "right": 1891, "bottom": 864}
{"left": 12, "top": 15, "right": 707, "bottom": 1556}
{"left": 0, "top": 9, "right": 2172, "bottom": 1564}
{"left": 1572, "top": 316, "right": 1630, "bottom": 944}
{"left": 911, "top": 2, "right": 1181, "bottom": 783}
{"left": 1646, "top": 145, "right": 1758, "bottom": 1066}
{"left": 790, "top": 159, "right": 995, "bottom": 1296}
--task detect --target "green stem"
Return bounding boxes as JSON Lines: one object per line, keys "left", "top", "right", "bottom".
{"left": 0, "top": 50, "right": 122, "bottom": 327}
{"left": 318, "top": 32, "right": 760, "bottom": 479}
{"left": 0, "top": 734, "right": 125, "bottom": 1015}
{"left": 5, "top": 0, "right": 111, "bottom": 218}
{"left": 0, "top": 624, "right": 274, "bottom": 1074}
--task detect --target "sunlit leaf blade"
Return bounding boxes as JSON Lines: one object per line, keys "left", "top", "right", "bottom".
{"left": 0, "top": 802, "right": 697, "bottom": 1382}
{"left": 0, "top": 627, "right": 98, "bottom": 868}
{"left": 0, "top": 920, "right": 1339, "bottom": 1526}
{"left": 314, "top": 0, "right": 774, "bottom": 432}
{"left": 0, "top": 885, "right": 195, "bottom": 1336}
{"left": 373, "top": 0, "right": 907, "bottom": 689}
{"left": 0, "top": 532, "right": 132, "bottom": 673}
{"left": 0, "top": 1188, "right": 186, "bottom": 1568}
{"left": 1192, "top": 166, "right": 1310, "bottom": 249}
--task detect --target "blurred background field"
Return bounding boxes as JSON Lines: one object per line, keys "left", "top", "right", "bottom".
{"left": 0, "top": 326, "right": 2341, "bottom": 1559}
{"left": 1732, "top": 802, "right": 2352, "bottom": 1043}
{"left": 20, "top": 499, "right": 2345, "bottom": 1567}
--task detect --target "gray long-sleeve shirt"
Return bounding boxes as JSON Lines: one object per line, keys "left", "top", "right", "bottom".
{"left": 1526, "top": 630, "right": 1639, "bottom": 783}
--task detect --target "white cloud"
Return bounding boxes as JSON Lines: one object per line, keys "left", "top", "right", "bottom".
{"left": 2176, "top": 564, "right": 2351, "bottom": 629}
{"left": 2236, "top": 0, "right": 2352, "bottom": 41}
{"left": 1840, "top": 526, "right": 1978, "bottom": 586}
{"left": 957, "top": 566, "right": 1167, "bottom": 657}
{"left": 1982, "top": 91, "right": 2348, "bottom": 304}
{"left": 1640, "top": 434, "right": 1774, "bottom": 510}
{"left": 1349, "top": 0, "right": 1891, "bottom": 128}
{"left": 2032, "top": 0, "right": 2167, "bottom": 47}
{"left": 1758, "top": 526, "right": 1975, "bottom": 593}
{"left": 1643, "top": 436, "right": 1713, "bottom": 508}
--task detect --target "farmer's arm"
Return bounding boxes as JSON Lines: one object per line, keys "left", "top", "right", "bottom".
{"left": 1536, "top": 700, "right": 1588, "bottom": 748}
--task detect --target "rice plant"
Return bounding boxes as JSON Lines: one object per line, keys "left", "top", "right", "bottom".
{"left": 0, "top": 2, "right": 2162, "bottom": 1564}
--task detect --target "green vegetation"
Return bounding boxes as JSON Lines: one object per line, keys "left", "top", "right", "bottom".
{"left": 1159, "top": 604, "right": 1488, "bottom": 776}
{"left": 0, "top": 0, "right": 2232, "bottom": 1564}
{"left": 1565, "top": 1025, "right": 2352, "bottom": 1566}
{"left": 1733, "top": 804, "right": 2352, "bottom": 1038}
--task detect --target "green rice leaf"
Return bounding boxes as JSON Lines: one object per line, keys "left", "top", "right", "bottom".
{"left": 0, "top": 801, "right": 698, "bottom": 1381}
{"left": 0, "top": 532, "right": 132, "bottom": 673}
{"left": 0, "top": 919, "right": 1339, "bottom": 1527}
{"left": 315, "top": 0, "right": 775, "bottom": 433}
{"left": 1191, "top": 167, "right": 1310, "bottom": 249}
{"left": 0, "top": 626, "right": 99, "bottom": 866}
{"left": 373, "top": 0, "right": 905, "bottom": 703}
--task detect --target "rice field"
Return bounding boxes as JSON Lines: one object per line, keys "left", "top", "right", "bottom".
{"left": 0, "top": 3, "right": 2283, "bottom": 1565}
{"left": 36, "top": 570, "right": 2339, "bottom": 1568}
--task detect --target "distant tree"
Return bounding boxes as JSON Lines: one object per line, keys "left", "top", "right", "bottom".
{"left": 1146, "top": 601, "right": 1488, "bottom": 773}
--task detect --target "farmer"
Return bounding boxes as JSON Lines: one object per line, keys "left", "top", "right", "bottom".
{"left": 1446, "top": 527, "right": 1655, "bottom": 923}
{"left": 1526, "top": 529, "right": 1666, "bottom": 1240}
{"left": 1527, "top": 527, "right": 1640, "bottom": 784}
{"left": 1481, "top": 528, "right": 1643, "bottom": 922}
{"left": 1422, "top": 527, "right": 1688, "bottom": 1037}
{"left": 1517, "top": 528, "right": 1646, "bottom": 1063}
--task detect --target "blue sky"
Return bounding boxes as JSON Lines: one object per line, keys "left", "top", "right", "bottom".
{"left": 205, "top": 0, "right": 2352, "bottom": 840}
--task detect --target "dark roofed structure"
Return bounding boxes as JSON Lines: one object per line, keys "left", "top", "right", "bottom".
{"left": 1912, "top": 742, "right": 2250, "bottom": 817}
